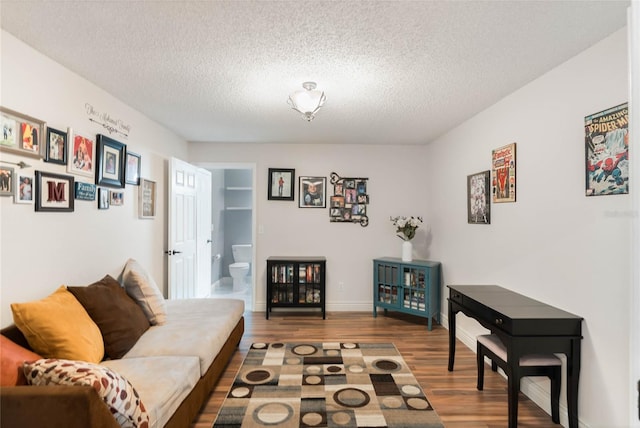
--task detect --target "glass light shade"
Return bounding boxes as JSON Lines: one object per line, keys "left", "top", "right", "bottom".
{"left": 288, "top": 82, "right": 326, "bottom": 121}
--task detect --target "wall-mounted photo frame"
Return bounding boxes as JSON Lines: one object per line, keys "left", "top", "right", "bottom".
{"left": 96, "top": 134, "right": 126, "bottom": 188}
{"left": 15, "top": 173, "right": 34, "bottom": 204}
{"left": 467, "top": 170, "right": 490, "bottom": 224}
{"left": 98, "top": 187, "right": 110, "bottom": 210}
{"left": 45, "top": 127, "right": 68, "bottom": 165}
{"left": 0, "top": 166, "right": 15, "bottom": 197}
{"left": 68, "top": 133, "right": 96, "bottom": 177}
{"left": 492, "top": 142, "right": 516, "bottom": 203}
{"left": 0, "top": 107, "right": 46, "bottom": 159}
{"left": 110, "top": 190, "right": 124, "bottom": 206}
{"left": 139, "top": 178, "right": 156, "bottom": 219}
{"left": 299, "top": 176, "right": 326, "bottom": 208}
{"left": 268, "top": 168, "right": 295, "bottom": 201}
{"left": 125, "top": 151, "right": 141, "bottom": 185}
{"left": 585, "top": 102, "right": 629, "bottom": 196}
{"left": 35, "top": 171, "right": 74, "bottom": 212}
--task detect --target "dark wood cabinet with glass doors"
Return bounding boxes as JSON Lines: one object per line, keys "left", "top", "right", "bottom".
{"left": 266, "top": 256, "right": 326, "bottom": 319}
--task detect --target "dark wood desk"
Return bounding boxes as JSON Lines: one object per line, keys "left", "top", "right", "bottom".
{"left": 447, "top": 285, "right": 583, "bottom": 428}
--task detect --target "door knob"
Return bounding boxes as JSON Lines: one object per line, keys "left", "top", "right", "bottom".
{"left": 164, "top": 250, "right": 183, "bottom": 255}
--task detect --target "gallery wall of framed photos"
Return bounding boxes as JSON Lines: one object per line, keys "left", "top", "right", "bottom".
{"left": 1, "top": 106, "right": 153, "bottom": 218}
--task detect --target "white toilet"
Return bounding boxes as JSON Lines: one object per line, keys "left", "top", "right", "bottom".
{"left": 229, "top": 244, "right": 252, "bottom": 291}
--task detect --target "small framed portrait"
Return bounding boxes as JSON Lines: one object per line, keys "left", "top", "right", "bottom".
{"left": 35, "top": 171, "right": 75, "bottom": 212}
{"left": 268, "top": 168, "right": 295, "bottom": 201}
{"left": 96, "top": 134, "right": 126, "bottom": 188}
{"left": 98, "top": 187, "right": 110, "bottom": 210}
{"left": 45, "top": 127, "right": 68, "bottom": 165}
{"left": 68, "top": 133, "right": 96, "bottom": 177}
{"left": 125, "top": 151, "right": 141, "bottom": 185}
{"left": 467, "top": 170, "right": 491, "bottom": 224}
{"left": 110, "top": 190, "right": 124, "bottom": 206}
{"left": 139, "top": 178, "right": 156, "bottom": 219}
{"left": 15, "top": 173, "right": 34, "bottom": 204}
{"left": 0, "top": 166, "right": 15, "bottom": 197}
{"left": 299, "top": 176, "right": 326, "bottom": 208}
{"left": 0, "top": 107, "right": 46, "bottom": 159}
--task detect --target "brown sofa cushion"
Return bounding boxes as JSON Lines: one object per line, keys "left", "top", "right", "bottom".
{"left": 0, "top": 335, "right": 42, "bottom": 386}
{"left": 68, "top": 275, "right": 150, "bottom": 359}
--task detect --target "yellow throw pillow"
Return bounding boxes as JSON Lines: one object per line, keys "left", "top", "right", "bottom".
{"left": 10, "top": 286, "right": 104, "bottom": 363}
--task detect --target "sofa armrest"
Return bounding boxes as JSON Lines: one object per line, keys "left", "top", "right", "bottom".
{"left": 1, "top": 385, "right": 121, "bottom": 428}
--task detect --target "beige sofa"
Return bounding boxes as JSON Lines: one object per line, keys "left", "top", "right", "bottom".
{"left": 0, "top": 261, "right": 244, "bottom": 428}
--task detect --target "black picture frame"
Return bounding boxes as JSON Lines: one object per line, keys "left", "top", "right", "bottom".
{"left": 299, "top": 176, "right": 326, "bottom": 208}
{"left": 35, "top": 171, "right": 74, "bottom": 212}
{"left": 268, "top": 168, "right": 295, "bottom": 201}
{"left": 96, "top": 134, "right": 126, "bottom": 188}
{"left": 125, "top": 151, "right": 141, "bottom": 185}
{"left": 467, "top": 170, "right": 490, "bottom": 224}
{"left": 45, "top": 127, "right": 68, "bottom": 165}
{"left": 98, "top": 187, "right": 110, "bottom": 210}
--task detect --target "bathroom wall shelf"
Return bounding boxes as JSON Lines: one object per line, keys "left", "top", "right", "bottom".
{"left": 226, "top": 187, "right": 252, "bottom": 191}
{"left": 225, "top": 207, "right": 252, "bottom": 211}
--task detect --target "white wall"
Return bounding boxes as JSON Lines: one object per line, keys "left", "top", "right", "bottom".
{"left": 189, "top": 143, "right": 432, "bottom": 311}
{"left": 0, "top": 31, "right": 188, "bottom": 326}
{"left": 426, "top": 28, "right": 631, "bottom": 427}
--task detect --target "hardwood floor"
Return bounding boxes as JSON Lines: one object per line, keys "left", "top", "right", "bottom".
{"left": 191, "top": 311, "right": 560, "bottom": 428}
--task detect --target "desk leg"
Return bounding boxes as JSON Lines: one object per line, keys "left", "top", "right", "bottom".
{"left": 448, "top": 300, "right": 456, "bottom": 371}
{"left": 567, "top": 338, "right": 581, "bottom": 428}
{"left": 507, "top": 362, "right": 521, "bottom": 428}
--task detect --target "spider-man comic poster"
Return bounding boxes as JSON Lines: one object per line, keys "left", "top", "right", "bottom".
{"left": 585, "top": 103, "right": 629, "bottom": 196}
{"left": 492, "top": 143, "right": 516, "bottom": 203}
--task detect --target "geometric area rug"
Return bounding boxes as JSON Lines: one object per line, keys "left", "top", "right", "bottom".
{"left": 213, "top": 342, "right": 444, "bottom": 427}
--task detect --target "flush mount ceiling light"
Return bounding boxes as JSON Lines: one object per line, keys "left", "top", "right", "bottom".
{"left": 287, "top": 81, "right": 326, "bottom": 122}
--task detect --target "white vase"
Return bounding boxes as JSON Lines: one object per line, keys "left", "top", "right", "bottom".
{"left": 402, "top": 240, "right": 413, "bottom": 262}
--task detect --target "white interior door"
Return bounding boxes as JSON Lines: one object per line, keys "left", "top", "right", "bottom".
{"left": 196, "top": 168, "right": 212, "bottom": 297}
{"left": 168, "top": 158, "right": 198, "bottom": 299}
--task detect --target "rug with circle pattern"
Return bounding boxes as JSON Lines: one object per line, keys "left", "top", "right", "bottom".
{"left": 213, "top": 342, "right": 444, "bottom": 427}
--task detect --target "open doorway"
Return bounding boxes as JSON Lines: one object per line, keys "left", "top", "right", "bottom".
{"left": 198, "top": 162, "right": 256, "bottom": 311}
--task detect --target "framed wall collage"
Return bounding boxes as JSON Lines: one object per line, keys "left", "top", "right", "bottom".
{"left": 1, "top": 104, "right": 153, "bottom": 216}
{"left": 329, "top": 172, "right": 369, "bottom": 227}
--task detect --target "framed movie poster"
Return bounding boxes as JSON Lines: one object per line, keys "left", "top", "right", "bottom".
{"left": 585, "top": 102, "right": 629, "bottom": 196}
{"left": 492, "top": 143, "right": 516, "bottom": 203}
{"left": 467, "top": 170, "right": 490, "bottom": 224}
{"left": 268, "top": 168, "right": 295, "bottom": 201}
{"left": 299, "top": 176, "right": 326, "bottom": 208}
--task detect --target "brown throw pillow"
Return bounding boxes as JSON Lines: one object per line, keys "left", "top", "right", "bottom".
{"left": 68, "top": 275, "right": 150, "bottom": 359}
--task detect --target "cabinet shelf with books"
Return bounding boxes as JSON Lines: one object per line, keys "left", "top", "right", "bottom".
{"left": 373, "top": 257, "right": 441, "bottom": 330}
{"left": 266, "top": 256, "right": 326, "bottom": 319}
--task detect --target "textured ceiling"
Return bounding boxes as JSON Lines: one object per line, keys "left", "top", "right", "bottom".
{"left": 0, "top": 1, "right": 630, "bottom": 145}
